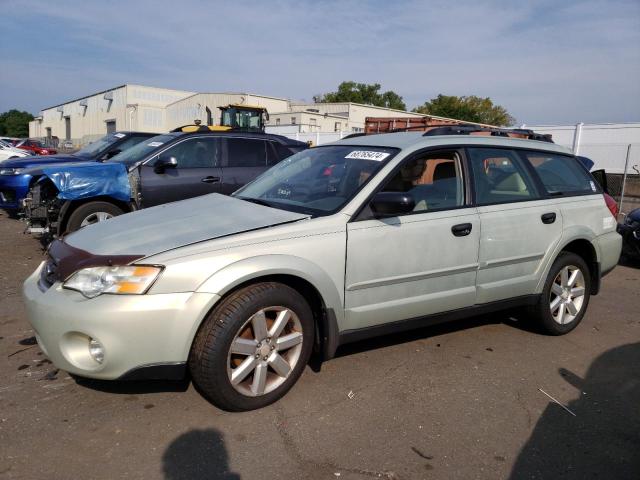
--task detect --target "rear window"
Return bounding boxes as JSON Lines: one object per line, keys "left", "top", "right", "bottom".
{"left": 523, "top": 151, "right": 598, "bottom": 196}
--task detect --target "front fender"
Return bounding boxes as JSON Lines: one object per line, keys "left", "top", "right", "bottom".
{"left": 196, "top": 254, "right": 344, "bottom": 358}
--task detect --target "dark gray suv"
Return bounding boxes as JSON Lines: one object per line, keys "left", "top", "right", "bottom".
{"left": 23, "top": 128, "right": 308, "bottom": 236}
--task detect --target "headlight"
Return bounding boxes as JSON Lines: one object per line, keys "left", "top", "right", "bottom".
{"left": 0, "top": 168, "right": 23, "bottom": 175}
{"left": 63, "top": 265, "right": 162, "bottom": 298}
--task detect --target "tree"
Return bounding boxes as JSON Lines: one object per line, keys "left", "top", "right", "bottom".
{"left": 314, "top": 81, "right": 407, "bottom": 110}
{"left": 412, "top": 95, "right": 514, "bottom": 126}
{"left": 0, "top": 110, "right": 35, "bottom": 137}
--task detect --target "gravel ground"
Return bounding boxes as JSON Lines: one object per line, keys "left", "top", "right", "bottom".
{"left": 0, "top": 210, "right": 639, "bottom": 480}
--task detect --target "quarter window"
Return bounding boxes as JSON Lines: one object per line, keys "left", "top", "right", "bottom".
{"left": 468, "top": 148, "right": 539, "bottom": 205}
{"left": 381, "top": 152, "right": 464, "bottom": 213}
{"left": 224, "top": 138, "right": 266, "bottom": 167}
{"left": 523, "top": 151, "right": 597, "bottom": 195}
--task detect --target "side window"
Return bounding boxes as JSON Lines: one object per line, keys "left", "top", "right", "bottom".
{"left": 381, "top": 151, "right": 464, "bottom": 213}
{"left": 468, "top": 148, "right": 539, "bottom": 205}
{"left": 224, "top": 138, "right": 266, "bottom": 167}
{"left": 523, "top": 151, "right": 597, "bottom": 195}
{"left": 159, "top": 137, "right": 219, "bottom": 168}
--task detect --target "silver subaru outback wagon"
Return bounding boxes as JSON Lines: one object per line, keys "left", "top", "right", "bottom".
{"left": 23, "top": 130, "right": 622, "bottom": 411}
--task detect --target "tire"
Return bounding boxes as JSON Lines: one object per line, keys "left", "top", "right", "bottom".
{"left": 66, "top": 201, "right": 124, "bottom": 232}
{"left": 189, "top": 282, "right": 314, "bottom": 411}
{"left": 528, "top": 252, "right": 591, "bottom": 335}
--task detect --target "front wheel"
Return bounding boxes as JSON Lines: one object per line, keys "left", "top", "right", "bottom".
{"left": 66, "top": 201, "right": 124, "bottom": 232}
{"left": 189, "top": 282, "right": 314, "bottom": 411}
{"left": 528, "top": 252, "right": 591, "bottom": 335}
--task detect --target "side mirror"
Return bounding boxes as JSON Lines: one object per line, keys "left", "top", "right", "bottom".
{"left": 370, "top": 191, "right": 415, "bottom": 217}
{"left": 154, "top": 156, "right": 178, "bottom": 174}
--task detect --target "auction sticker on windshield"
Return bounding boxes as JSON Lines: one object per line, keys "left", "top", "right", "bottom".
{"left": 345, "top": 150, "right": 390, "bottom": 161}
{"left": 113, "top": 133, "right": 126, "bottom": 138}
{"left": 147, "top": 142, "right": 164, "bottom": 147}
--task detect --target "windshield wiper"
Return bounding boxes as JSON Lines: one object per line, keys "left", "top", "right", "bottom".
{"left": 237, "top": 196, "right": 273, "bottom": 208}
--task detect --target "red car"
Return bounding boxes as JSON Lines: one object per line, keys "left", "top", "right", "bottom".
{"left": 15, "top": 139, "right": 57, "bottom": 155}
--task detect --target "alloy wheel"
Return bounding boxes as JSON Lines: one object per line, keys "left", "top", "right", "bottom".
{"left": 80, "top": 211, "right": 114, "bottom": 227}
{"left": 549, "top": 265, "right": 586, "bottom": 325}
{"left": 226, "top": 306, "right": 304, "bottom": 397}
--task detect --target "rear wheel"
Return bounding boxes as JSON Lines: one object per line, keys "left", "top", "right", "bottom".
{"left": 528, "top": 252, "right": 591, "bottom": 335}
{"left": 66, "top": 201, "right": 124, "bottom": 232}
{"left": 189, "top": 282, "right": 314, "bottom": 411}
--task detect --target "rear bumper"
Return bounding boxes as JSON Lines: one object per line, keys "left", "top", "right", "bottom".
{"left": 0, "top": 174, "right": 31, "bottom": 210}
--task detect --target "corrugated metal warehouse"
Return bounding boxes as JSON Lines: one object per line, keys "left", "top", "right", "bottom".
{"left": 28, "top": 84, "right": 426, "bottom": 146}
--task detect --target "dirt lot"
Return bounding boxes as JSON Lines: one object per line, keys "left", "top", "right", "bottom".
{"left": 1, "top": 210, "right": 639, "bottom": 480}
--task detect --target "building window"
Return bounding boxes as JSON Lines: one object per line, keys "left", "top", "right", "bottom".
{"left": 334, "top": 122, "right": 342, "bottom": 132}
{"left": 276, "top": 118, "right": 281, "bottom": 125}
{"left": 291, "top": 117, "right": 297, "bottom": 125}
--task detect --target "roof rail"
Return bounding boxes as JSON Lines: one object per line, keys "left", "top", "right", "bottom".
{"left": 422, "top": 125, "right": 554, "bottom": 143}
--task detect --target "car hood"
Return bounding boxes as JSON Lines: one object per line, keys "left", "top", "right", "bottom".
{"left": 2, "top": 154, "right": 82, "bottom": 169}
{"left": 64, "top": 193, "right": 310, "bottom": 257}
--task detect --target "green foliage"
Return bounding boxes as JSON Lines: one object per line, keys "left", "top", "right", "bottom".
{"left": 412, "top": 95, "right": 514, "bottom": 126}
{"left": 314, "top": 81, "right": 407, "bottom": 111}
{"left": 0, "top": 110, "right": 34, "bottom": 137}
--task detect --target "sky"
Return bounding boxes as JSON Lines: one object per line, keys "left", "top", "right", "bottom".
{"left": 0, "top": 0, "right": 639, "bottom": 125}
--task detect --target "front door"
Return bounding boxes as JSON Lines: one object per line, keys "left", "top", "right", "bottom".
{"left": 344, "top": 150, "right": 480, "bottom": 330}
{"left": 140, "top": 136, "right": 223, "bottom": 207}
{"left": 467, "top": 147, "right": 563, "bottom": 303}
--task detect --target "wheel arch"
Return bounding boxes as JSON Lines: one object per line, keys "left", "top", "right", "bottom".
{"left": 538, "top": 232, "right": 601, "bottom": 295}
{"left": 58, "top": 196, "right": 134, "bottom": 235}
{"left": 194, "top": 255, "right": 344, "bottom": 360}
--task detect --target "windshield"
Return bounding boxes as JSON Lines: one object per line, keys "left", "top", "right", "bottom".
{"left": 75, "top": 133, "right": 123, "bottom": 158}
{"left": 234, "top": 145, "right": 398, "bottom": 215}
{"left": 108, "top": 134, "right": 175, "bottom": 168}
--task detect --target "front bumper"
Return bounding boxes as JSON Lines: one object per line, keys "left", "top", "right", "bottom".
{"left": 23, "top": 263, "right": 220, "bottom": 380}
{"left": 0, "top": 174, "right": 31, "bottom": 210}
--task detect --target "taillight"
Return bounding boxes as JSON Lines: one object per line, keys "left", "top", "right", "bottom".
{"left": 603, "top": 193, "right": 618, "bottom": 218}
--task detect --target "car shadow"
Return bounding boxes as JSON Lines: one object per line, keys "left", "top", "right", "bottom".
{"left": 73, "top": 375, "right": 191, "bottom": 395}
{"left": 509, "top": 342, "right": 640, "bottom": 479}
{"left": 162, "top": 428, "right": 240, "bottom": 480}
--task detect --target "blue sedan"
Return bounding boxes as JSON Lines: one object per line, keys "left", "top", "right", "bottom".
{"left": 0, "top": 131, "right": 157, "bottom": 212}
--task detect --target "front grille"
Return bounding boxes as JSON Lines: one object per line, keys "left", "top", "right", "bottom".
{"left": 38, "top": 257, "right": 59, "bottom": 291}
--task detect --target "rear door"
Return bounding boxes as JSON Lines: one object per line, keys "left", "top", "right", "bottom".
{"left": 344, "top": 149, "right": 480, "bottom": 330}
{"left": 468, "top": 147, "right": 563, "bottom": 303}
{"left": 140, "top": 136, "right": 223, "bottom": 207}
{"left": 218, "top": 137, "right": 269, "bottom": 194}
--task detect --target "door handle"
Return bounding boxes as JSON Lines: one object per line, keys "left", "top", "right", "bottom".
{"left": 541, "top": 212, "right": 556, "bottom": 224}
{"left": 451, "top": 223, "right": 472, "bottom": 237}
{"left": 201, "top": 176, "right": 221, "bottom": 183}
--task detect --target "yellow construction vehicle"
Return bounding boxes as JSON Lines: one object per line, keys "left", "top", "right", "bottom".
{"left": 172, "top": 104, "right": 269, "bottom": 133}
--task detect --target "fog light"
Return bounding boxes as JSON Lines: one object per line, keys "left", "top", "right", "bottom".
{"left": 88, "top": 339, "right": 104, "bottom": 364}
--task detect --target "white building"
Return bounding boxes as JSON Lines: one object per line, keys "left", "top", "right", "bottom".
{"left": 29, "top": 84, "right": 429, "bottom": 147}
{"left": 29, "top": 84, "right": 195, "bottom": 146}
{"left": 267, "top": 102, "right": 425, "bottom": 134}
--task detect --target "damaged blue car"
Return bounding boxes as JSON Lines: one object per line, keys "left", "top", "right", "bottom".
{"left": 0, "top": 131, "right": 157, "bottom": 213}
{"left": 23, "top": 127, "right": 307, "bottom": 236}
